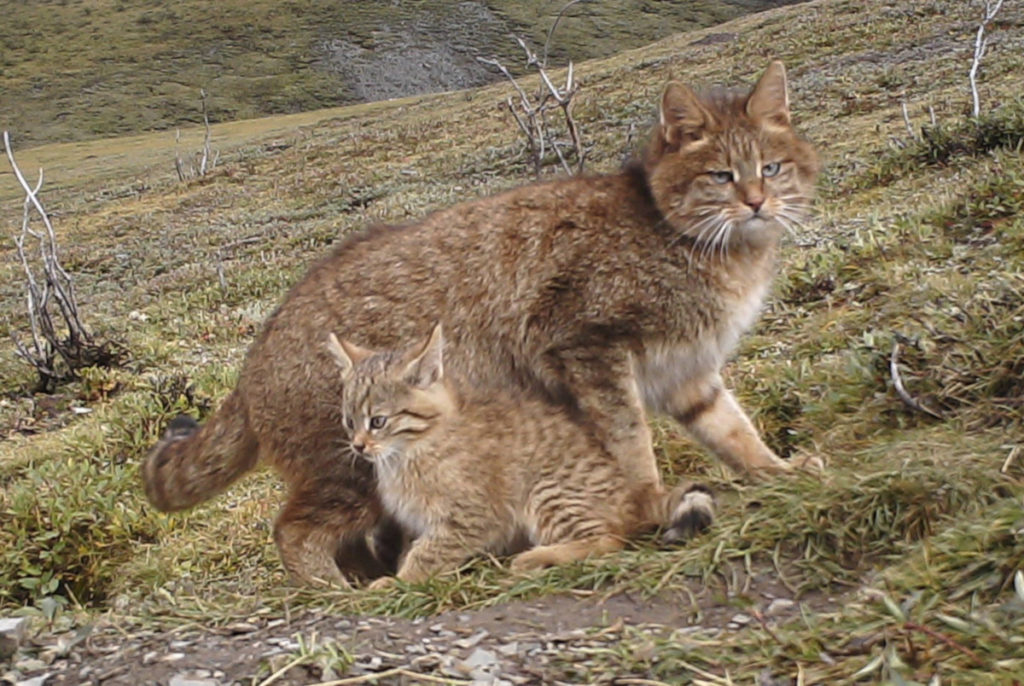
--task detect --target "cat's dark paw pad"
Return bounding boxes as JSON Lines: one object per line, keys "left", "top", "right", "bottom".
{"left": 662, "top": 484, "right": 714, "bottom": 545}
{"left": 165, "top": 414, "right": 199, "bottom": 439}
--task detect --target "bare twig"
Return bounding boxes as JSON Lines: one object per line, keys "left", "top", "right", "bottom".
{"left": 541, "top": 0, "right": 588, "bottom": 69}
{"left": 4, "top": 130, "right": 121, "bottom": 391}
{"left": 970, "top": 0, "right": 1005, "bottom": 118}
{"left": 199, "top": 88, "right": 212, "bottom": 176}
{"left": 478, "top": 27, "right": 588, "bottom": 177}
{"left": 174, "top": 89, "right": 217, "bottom": 181}
{"left": 900, "top": 102, "right": 916, "bottom": 138}
{"left": 309, "top": 667, "right": 472, "bottom": 685}
{"left": 889, "top": 340, "right": 944, "bottom": 420}
{"left": 902, "top": 622, "right": 984, "bottom": 666}
{"left": 1001, "top": 445, "right": 1021, "bottom": 474}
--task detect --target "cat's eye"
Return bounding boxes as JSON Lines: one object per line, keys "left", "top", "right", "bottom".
{"left": 344, "top": 417, "right": 354, "bottom": 431}
{"left": 709, "top": 171, "right": 734, "bottom": 184}
{"left": 369, "top": 415, "right": 387, "bottom": 430}
{"left": 762, "top": 162, "right": 781, "bottom": 177}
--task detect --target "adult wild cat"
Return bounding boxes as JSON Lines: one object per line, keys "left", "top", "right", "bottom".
{"left": 143, "top": 61, "right": 821, "bottom": 585}
{"left": 327, "top": 324, "right": 714, "bottom": 587}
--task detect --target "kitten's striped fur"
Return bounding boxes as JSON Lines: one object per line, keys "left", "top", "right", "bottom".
{"left": 329, "top": 325, "right": 713, "bottom": 583}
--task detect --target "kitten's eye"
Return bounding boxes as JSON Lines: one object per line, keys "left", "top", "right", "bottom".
{"left": 709, "top": 171, "right": 734, "bottom": 184}
{"left": 369, "top": 415, "right": 387, "bottom": 430}
{"left": 762, "top": 162, "right": 781, "bottom": 178}
{"left": 345, "top": 417, "right": 354, "bottom": 431}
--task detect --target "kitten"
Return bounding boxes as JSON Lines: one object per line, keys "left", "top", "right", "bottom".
{"left": 328, "top": 324, "right": 714, "bottom": 586}
{"left": 143, "top": 62, "right": 821, "bottom": 585}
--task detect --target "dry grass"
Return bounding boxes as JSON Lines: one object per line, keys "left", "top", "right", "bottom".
{"left": 2, "top": 0, "right": 1023, "bottom": 681}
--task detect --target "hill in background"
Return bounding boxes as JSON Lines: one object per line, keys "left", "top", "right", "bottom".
{"left": 0, "top": 0, "right": 798, "bottom": 147}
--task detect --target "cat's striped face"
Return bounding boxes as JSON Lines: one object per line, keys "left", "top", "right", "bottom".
{"left": 328, "top": 325, "right": 449, "bottom": 465}
{"left": 646, "top": 62, "right": 819, "bottom": 258}
{"left": 341, "top": 367, "right": 441, "bottom": 464}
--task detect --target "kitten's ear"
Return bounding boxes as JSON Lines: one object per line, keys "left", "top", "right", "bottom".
{"left": 660, "top": 82, "right": 712, "bottom": 146}
{"left": 326, "top": 333, "right": 372, "bottom": 377}
{"left": 746, "top": 61, "right": 790, "bottom": 128}
{"left": 403, "top": 323, "right": 444, "bottom": 388}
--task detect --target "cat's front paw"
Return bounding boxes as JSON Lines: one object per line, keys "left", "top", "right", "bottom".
{"left": 790, "top": 451, "right": 825, "bottom": 474}
{"left": 368, "top": 576, "right": 398, "bottom": 591}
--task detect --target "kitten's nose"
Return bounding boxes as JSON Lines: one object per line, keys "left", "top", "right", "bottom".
{"left": 352, "top": 432, "right": 368, "bottom": 454}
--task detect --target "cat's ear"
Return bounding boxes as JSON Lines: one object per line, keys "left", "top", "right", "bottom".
{"left": 660, "top": 82, "right": 712, "bottom": 146}
{"left": 326, "top": 332, "right": 372, "bottom": 377}
{"left": 403, "top": 323, "right": 444, "bottom": 388}
{"left": 746, "top": 61, "right": 790, "bottom": 128}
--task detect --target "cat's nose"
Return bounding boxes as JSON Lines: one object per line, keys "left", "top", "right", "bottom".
{"left": 745, "top": 195, "right": 765, "bottom": 213}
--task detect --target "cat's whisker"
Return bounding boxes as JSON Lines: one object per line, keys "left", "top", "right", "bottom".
{"left": 671, "top": 212, "right": 719, "bottom": 250}
{"left": 718, "top": 221, "right": 734, "bottom": 262}
{"left": 695, "top": 218, "right": 724, "bottom": 261}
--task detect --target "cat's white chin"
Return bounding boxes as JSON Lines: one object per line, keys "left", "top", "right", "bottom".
{"left": 737, "top": 217, "right": 784, "bottom": 245}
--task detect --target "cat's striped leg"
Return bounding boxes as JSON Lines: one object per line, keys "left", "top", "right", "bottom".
{"left": 668, "top": 372, "right": 823, "bottom": 477}
{"left": 274, "top": 482, "right": 387, "bottom": 587}
{"left": 541, "top": 346, "right": 661, "bottom": 485}
{"left": 383, "top": 528, "right": 488, "bottom": 585}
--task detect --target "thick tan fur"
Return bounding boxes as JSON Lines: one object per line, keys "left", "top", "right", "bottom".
{"left": 330, "top": 325, "right": 714, "bottom": 584}
{"left": 142, "top": 62, "right": 820, "bottom": 584}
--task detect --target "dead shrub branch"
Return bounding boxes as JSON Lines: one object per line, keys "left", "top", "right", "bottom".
{"left": 970, "top": 0, "right": 1005, "bottom": 118}
{"left": 477, "top": 1, "right": 589, "bottom": 178}
{"left": 4, "top": 130, "right": 122, "bottom": 392}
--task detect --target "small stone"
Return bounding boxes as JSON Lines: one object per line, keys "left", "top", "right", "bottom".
{"left": 463, "top": 647, "right": 499, "bottom": 669}
{"left": 15, "top": 675, "right": 51, "bottom": 686}
{"left": 160, "top": 652, "right": 186, "bottom": 662}
{"left": 168, "top": 675, "right": 220, "bottom": 686}
{"left": 429, "top": 623, "right": 445, "bottom": 633}
{"left": 0, "top": 617, "right": 29, "bottom": 659}
{"left": 454, "top": 630, "right": 489, "bottom": 650}
{"left": 730, "top": 613, "right": 753, "bottom": 626}
{"left": 142, "top": 650, "right": 158, "bottom": 665}
{"left": 497, "top": 642, "right": 519, "bottom": 657}
{"left": 16, "top": 658, "right": 48, "bottom": 672}
{"left": 766, "top": 599, "right": 795, "bottom": 617}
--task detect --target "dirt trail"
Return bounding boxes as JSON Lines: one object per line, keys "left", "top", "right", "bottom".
{"left": 5, "top": 572, "right": 831, "bottom": 685}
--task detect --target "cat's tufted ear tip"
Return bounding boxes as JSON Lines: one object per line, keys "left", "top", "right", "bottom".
{"left": 746, "top": 61, "right": 790, "bottom": 127}
{"left": 659, "top": 81, "right": 712, "bottom": 146}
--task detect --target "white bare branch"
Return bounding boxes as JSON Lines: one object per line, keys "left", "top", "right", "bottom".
{"left": 4, "top": 130, "right": 120, "bottom": 390}
{"left": 970, "top": 0, "right": 1005, "bottom": 118}
{"left": 478, "top": 28, "right": 589, "bottom": 177}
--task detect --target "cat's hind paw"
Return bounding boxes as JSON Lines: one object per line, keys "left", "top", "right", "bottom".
{"left": 661, "top": 483, "right": 714, "bottom": 545}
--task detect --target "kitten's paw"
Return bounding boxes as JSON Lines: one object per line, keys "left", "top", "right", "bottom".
{"left": 661, "top": 484, "right": 714, "bottom": 546}
{"left": 368, "top": 576, "right": 398, "bottom": 591}
{"left": 509, "top": 549, "right": 555, "bottom": 572}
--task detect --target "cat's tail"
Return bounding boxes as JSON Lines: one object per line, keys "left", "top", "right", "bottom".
{"left": 142, "top": 390, "right": 259, "bottom": 511}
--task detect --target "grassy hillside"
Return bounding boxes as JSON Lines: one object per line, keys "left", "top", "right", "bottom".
{"left": 0, "top": 0, "right": 795, "bottom": 147}
{"left": 1, "top": 0, "right": 1024, "bottom": 682}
